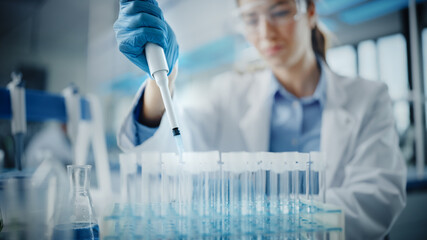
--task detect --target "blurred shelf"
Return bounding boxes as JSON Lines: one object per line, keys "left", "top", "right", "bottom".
{"left": 0, "top": 88, "right": 91, "bottom": 122}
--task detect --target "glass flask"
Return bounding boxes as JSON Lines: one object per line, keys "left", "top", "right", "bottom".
{"left": 53, "top": 165, "right": 99, "bottom": 240}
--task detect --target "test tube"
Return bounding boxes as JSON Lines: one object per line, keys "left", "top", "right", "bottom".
{"left": 278, "top": 152, "right": 292, "bottom": 210}
{"left": 264, "top": 152, "right": 287, "bottom": 213}
{"left": 310, "top": 152, "right": 317, "bottom": 202}
{"left": 181, "top": 153, "right": 193, "bottom": 205}
{"left": 256, "top": 152, "right": 268, "bottom": 212}
{"left": 205, "top": 151, "right": 220, "bottom": 215}
{"left": 139, "top": 152, "right": 161, "bottom": 205}
{"left": 160, "top": 153, "right": 180, "bottom": 204}
{"left": 310, "top": 152, "right": 325, "bottom": 203}
{"left": 200, "top": 151, "right": 220, "bottom": 235}
{"left": 184, "top": 152, "right": 220, "bottom": 215}
{"left": 267, "top": 153, "right": 279, "bottom": 202}
{"left": 221, "top": 153, "right": 242, "bottom": 215}
{"left": 289, "top": 152, "right": 298, "bottom": 205}
{"left": 220, "top": 153, "right": 228, "bottom": 208}
{"left": 297, "top": 153, "right": 309, "bottom": 203}
{"left": 243, "top": 152, "right": 258, "bottom": 216}
{"left": 305, "top": 154, "right": 312, "bottom": 201}
{"left": 119, "top": 152, "right": 138, "bottom": 205}
{"left": 220, "top": 152, "right": 230, "bottom": 234}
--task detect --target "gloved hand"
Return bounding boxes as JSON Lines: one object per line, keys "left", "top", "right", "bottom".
{"left": 114, "top": 0, "right": 179, "bottom": 75}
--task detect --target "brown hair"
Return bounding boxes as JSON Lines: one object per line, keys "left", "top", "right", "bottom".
{"left": 311, "top": 23, "right": 327, "bottom": 61}
{"left": 307, "top": 0, "right": 327, "bottom": 61}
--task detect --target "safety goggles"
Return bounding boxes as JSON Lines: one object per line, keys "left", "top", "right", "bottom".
{"left": 234, "top": 0, "right": 307, "bottom": 35}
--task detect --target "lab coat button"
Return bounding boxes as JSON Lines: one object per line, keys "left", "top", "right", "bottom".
{"left": 292, "top": 101, "right": 299, "bottom": 108}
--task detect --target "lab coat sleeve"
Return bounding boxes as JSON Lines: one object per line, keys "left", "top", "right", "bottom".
{"left": 326, "top": 85, "right": 407, "bottom": 239}
{"left": 117, "top": 78, "right": 222, "bottom": 152}
{"left": 132, "top": 88, "right": 158, "bottom": 145}
{"left": 116, "top": 81, "right": 175, "bottom": 152}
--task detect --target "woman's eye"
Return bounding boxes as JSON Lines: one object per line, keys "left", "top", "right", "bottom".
{"left": 271, "top": 10, "right": 291, "bottom": 18}
{"left": 243, "top": 16, "right": 259, "bottom": 26}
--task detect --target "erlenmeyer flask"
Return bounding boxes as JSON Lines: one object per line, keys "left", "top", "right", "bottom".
{"left": 53, "top": 165, "right": 99, "bottom": 240}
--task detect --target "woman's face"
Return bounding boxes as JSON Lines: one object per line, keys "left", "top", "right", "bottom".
{"left": 238, "top": 0, "right": 316, "bottom": 68}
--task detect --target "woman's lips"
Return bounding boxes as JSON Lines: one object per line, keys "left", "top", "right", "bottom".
{"left": 264, "top": 45, "right": 283, "bottom": 57}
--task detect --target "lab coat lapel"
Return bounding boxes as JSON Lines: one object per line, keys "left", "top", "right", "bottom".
{"left": 321, "top": 66, "right": 355, "bottom": 188}
{"left": 239, "top": 71, "right": 273, "bottom": 152}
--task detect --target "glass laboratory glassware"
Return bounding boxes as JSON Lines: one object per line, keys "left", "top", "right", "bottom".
{"left": 0, "top": 150, "right": 68, "bottom": 239}
{"left": 119, "top": 153, "right": 138, "bottom": 204}
{"left": 310, "top": 152, "right": 326, "bottom": 203}
{"left": 53, "top": 165, "right": 99, "bottom": 240}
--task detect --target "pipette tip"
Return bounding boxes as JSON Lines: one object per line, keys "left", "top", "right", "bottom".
{"left": 173, "top": 130, "right": 185, "bottom": 159}
{"left": 172, "top": 127, "right": 181, "bottom": 136}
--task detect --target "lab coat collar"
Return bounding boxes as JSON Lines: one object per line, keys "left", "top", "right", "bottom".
{"left": 322, "top": 60, "right": 348, "bottom": 108}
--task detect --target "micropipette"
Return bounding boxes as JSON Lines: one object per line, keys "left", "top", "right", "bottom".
{"left": 145, "top": 43, "right": 184, "bottom": 154}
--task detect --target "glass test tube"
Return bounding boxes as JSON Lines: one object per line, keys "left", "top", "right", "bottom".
{"left": 221, "top": 153, "right": 242, "bottom": 218}
{"left": 119, "top": 153, "right": 138, "bottom": 205}
{"left": 242, "top": 152, "right": 257, "bottom": 216}
{"left": 256, "top": 153, "right": 267, "bottom": 213}
{"left": 266, "top": 152, "right": 286, "bottom": 214}
{"left": 306, "top": 155, "right": 312, "bottom": 201}
{"left": 139, "top": 151, "right": 161, "bottom": 218}
{"left": 160, "top": 153, "right": 179, "bottom": 205}
{"left": 140, "top": 152, "right": 159, "bottom": 204}
{"left": 290, "top": 152, "right": 298, "bottom": 206}
{"left": 278, "top": 153, "right": 292, "bottom": 210}
{"left": 298, "top": 153, "right": 309, "bottom": 204}
{"left": 310, "top": 152, "right": 325, "bottom": 203}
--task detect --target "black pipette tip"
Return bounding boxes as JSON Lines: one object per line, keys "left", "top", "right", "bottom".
{"left": 172, "top": 127, "right": 181, "bottom": 136}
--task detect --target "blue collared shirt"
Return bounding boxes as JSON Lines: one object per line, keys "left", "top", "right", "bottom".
{"left": 269, "top": 65, "right": 326, "bottom": 153}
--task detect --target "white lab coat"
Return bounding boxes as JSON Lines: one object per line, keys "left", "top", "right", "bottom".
{"left": 118, "top": 63, "right": 407, "bottom": 239}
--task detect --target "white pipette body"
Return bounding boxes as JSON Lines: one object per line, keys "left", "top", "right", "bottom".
{"left": 145, "top": 43, "right": 182, "bottom": 140}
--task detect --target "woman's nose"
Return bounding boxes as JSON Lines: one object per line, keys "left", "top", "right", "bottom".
{"left": 258, "top": 15, "right": 277, "bottom": 39}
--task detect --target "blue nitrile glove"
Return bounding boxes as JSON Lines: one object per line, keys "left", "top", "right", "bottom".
{"left": 114, "top": 0, "right": 179, "bottom": 75}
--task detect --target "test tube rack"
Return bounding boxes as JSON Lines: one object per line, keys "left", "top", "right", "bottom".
{"left": 103, "top": 151, "right": 344, "bottom": 239}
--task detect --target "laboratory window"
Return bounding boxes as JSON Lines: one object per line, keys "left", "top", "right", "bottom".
{"left": 326, "top": 45, "right": 357, "bottom": 78}
{"left": 358, "top": 40, "right": 379, "bottom": 81}
{"left": 355, "top": 34, "right": 413, "bottom": 163}
{"left": 377, "top": 34, "right": 410, "bottom": 136}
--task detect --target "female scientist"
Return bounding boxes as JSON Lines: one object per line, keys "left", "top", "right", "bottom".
{"left": 114, "top": 0, "right": 406, "bottom": 239}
